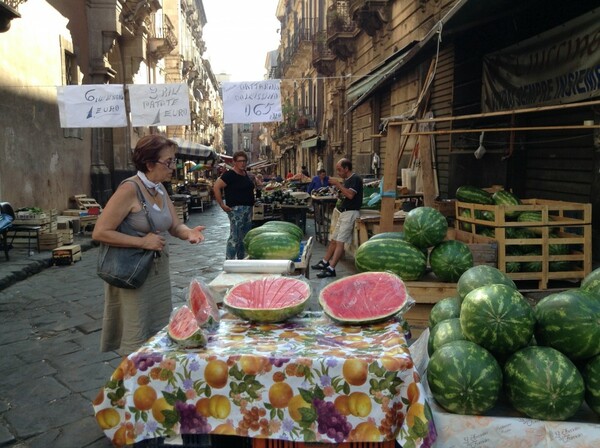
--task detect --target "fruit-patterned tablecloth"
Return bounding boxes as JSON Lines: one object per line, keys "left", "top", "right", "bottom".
{"left": 93, "top": 313, "right": 437, "bottom": 447}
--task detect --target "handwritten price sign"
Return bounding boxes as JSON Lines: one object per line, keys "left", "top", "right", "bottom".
{"left": 222, "top": 81, "right": 282, "bottom": 124}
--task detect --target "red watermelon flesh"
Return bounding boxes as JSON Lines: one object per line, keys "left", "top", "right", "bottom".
{"left": 224, "top": 276, "right": 311, "bottom": 323}
{"left": 188, "top": 278, "right": 220, "bottom": 328}
{"left": 318, "top": 272, "right": 411, "bottom": 325}
{"left": 168, "top": 305, "right": 207, "bottom": 348}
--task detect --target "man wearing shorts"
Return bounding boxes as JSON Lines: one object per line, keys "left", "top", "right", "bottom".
{"left": 312, "top": 158, "right": 363, "bottom": 278}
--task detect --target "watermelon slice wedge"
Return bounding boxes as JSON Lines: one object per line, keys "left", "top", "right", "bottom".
{"left": 318, "top": 272, "right": 412, "bottom": 325}
{"left": 167, "top": 305, "right": 207, "bottom": 348}
{"left": 224, "top": 276, "right": 311, "bottom": 323}
{"left": 188, "top": 278, "right": 220, "bottom": 329}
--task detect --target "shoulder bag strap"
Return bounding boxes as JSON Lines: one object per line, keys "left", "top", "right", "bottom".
{"left": 122, "top": 179, "right": 157, "bottom": 233}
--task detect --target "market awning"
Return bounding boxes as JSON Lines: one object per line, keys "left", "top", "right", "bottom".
{"left": 248, "top": 160, "right": 276, "bottom": 170}
{"left": 346, "top": 0, "right": 471, "bottom": 113}
{"left": 171, "top": 137, "right": 218, "bottom": 161}
{"left": 301, "top": 136, "right": 320, "bottom": 149}
{"left": 220, "top": 154, "right": 234, "bottom": 163}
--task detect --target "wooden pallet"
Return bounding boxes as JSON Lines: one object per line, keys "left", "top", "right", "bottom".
{"left": 70, "top": 194, "right": 102, "bottom": 214}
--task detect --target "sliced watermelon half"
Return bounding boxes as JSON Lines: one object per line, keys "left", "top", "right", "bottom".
{"left": 318, "top": 271, "right": 412, "bottom": 325}
{"left": 188, "top": 278, "right": 220, "bottom": 329}
{"left": 168, "top": 305, "right": 208, "bottom": 348}
{"left": 223, "top": 276, "right": 311, "bottom": 323}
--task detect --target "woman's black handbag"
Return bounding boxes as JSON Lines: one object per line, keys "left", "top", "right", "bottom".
{"left": 97, "top": 181, "right": 159, "bottom": 289}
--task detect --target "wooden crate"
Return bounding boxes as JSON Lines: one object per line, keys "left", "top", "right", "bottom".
{"left": 455, "top": 199, "right": 592, "bottom": 289}
{"left": 70, "top": 194, "right": 103, "bottom": 214}
{"left": 51, "top": 244, "right": 81, "bottom": 265}
{"left": 39, "top": 232, "right": 63, "bottom": 250}
{"left": 57, "top": 228, "right": 74, "bottom": 244}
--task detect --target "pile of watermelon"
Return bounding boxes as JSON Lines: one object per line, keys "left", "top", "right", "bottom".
{"left": 355, "top": 206, "right": 473, "bottom": 282}
{"left": 456, "top": 185, "right": 578, "bottom": 273}
{"left": 167, "top": 278, "right": 221, "bottom": 348}
{"left": 244, "top": 221, "right": 303, "bottom": 261}
{"left": 426, "top": 265, "right": 600, "bottom": 420}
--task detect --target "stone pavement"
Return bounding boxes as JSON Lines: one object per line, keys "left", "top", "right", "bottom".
{"left": 0, "top": 204, "right": 356, "bottom": 447}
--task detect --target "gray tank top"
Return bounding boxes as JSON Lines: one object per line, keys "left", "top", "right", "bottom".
{"left": 121, "top": 180, "right": 173, "bottom": 236}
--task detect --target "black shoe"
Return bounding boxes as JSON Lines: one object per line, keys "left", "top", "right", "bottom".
{"left": 311, "top": 260, "right": 329, "bottom": 270}
{"left": 317, "top": 268, "right": 336, "bottom": 278}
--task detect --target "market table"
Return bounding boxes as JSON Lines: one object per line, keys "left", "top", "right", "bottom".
{"left": 93, "top": 313, "right": 436, "bottom": 447}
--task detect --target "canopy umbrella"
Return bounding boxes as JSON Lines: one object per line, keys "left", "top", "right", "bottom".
{"left": 171, "top": 137, "right": 218, "bottom": 161}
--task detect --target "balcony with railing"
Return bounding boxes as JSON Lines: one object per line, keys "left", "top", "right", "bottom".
{"left": 349, "top": 0, "right": 390, "bottom": 36}
{"left": 0, "top": 0, "right": 27, "bottom": 32}
{"left": 148, "top": 13, "right": 178, "bottom": 59}
{"left": 327, "top": 1, "right": 356, "bottom": 61}
{"left": 312, "top": 31, "right": 336, "bottom": 76}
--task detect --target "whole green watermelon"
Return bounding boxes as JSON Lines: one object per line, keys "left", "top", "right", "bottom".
{"left": 428, "top": 318, "right": 465, "bottom": 355}
{"left": 247, "top": 232, "right": 300, "bottom": 260}
{"left": 428, "top": 340, "right": 502, "bottom": 415}
{"left": 429, "top": 240, "right": 474, "bottom": 282}
{"left": 402, "top": 207, "right": 448, "bottom": 249}
{"left": 583, "top": 354, "right": 600, "bottom": 414}
{"left": 504, "top": 346, "right": 585, "bottom": 421}
{"left": 354, "top": 238, "right": 426, "bottom": 281}
{"left": 261, "top": 220, "right": 304, "bottom": 240}
{"left": 492, "top": 190, "right": 521, "bottom": 218}
{"left": 461, "top": 284, "right": 535, "bottom": 356}
{"left": 243, "top": 226, "right": 301, "bottom": 249}
{"left": 369, "top": 231, "right": 404, "bottom": 241}
{"left": 534, "top": 289, "right": 600, "bottom": 360}
{"left": 455, "top": 186, "right": 493, "bottom": 205}
{"left": 428, "top": 296, "right": 461, "bottom": 328}
{"left": 457, "top": 265, "right": 517, "bottom": 300}
{"left": 581, "top": 267, "right": 600, "bottom": 295}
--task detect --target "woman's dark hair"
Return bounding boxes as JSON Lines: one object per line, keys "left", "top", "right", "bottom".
{"left": 232, "top": 150, "right": 247, "bottom": 162}
{"left": 132, "top": 135, "right": 178, "bottom": 172}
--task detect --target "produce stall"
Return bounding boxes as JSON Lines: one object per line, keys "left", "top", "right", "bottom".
{"left": 93, "top": 313, "right": 436, "bottom": 447}
{"left": 409, "top": 330, "right": 600, "bottom": 448}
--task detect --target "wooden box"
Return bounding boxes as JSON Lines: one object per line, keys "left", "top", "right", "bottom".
{"left": 51, "top": 244, "right": 81, "bottom": 265}
{"left": 39, "top": 232, "right": 63, "bottom": 250}
{"left": 455, "top": 199, "right": 592, "bottom": 289}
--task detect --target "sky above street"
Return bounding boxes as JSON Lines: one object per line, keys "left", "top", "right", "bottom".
{"left": 202, "top": 0, "right": 281, "bottom": 82}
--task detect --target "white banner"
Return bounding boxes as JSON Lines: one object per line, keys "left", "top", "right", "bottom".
{"left": 222, "top": 81, "right": 282, "bottom": 124}
{"left": 128, "top": 83, "right": 191, "bottom": 126}
{"left": 57, "top": 85, "right": 127, "bottom": 128}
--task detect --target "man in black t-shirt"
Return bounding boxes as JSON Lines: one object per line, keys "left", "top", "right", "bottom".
{"left": 312, "top": 158, "right": 363, "bottom": 278}
{"left": 213, "top": 151, "right": 255, "bottom": 259}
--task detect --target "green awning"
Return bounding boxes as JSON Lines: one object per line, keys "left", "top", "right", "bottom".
{"left": 301, "top": 137, "right": 320, "bottom": 148}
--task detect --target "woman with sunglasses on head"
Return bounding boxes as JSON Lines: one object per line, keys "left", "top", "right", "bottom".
{"left": 93, "top": 134, "right": 205, "bottom": 355}
{"left": 213, "top": 150, "right": 255, "bottom": 259}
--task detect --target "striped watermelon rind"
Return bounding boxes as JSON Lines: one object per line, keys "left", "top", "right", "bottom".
{"left": 581, "top": 267, "right": 600, "bottom": 295}
{"left": 355, "top": 238, "right": 426, "bottom": 281}
{"left": 167, "top": 305, "right": 208, "bottom": 348}
{"left": 247, "top": 232, "right": 301, "bottom": 260}
{"left": 460, "top": 284, "right": 535, "bottom": 356}
{"left": 455, "top": 186, "right": 494, "bottom": 205}
{"left": 428, "top": 296, "right": 461, "bottom": 328}
{"left": 318, "top": 271, "right": 410, "bottom": 325}
{"left": 224, "top": 276, "right": 311, "bottom": 323}
{"left": 456, "top": 265, "right": 517, "bottom": 299}
{"left": 492, "top": 190, "right": 521, "bottom": 218}
{"left": 428, "top": 318, "right": 465, "bottom": 355}
{"left": 261, "top": 220, "right": 304, "bottom": 240}
{"left": 427, "top": 340, "right": 502, "bottom": 415}
{"left": 243, "top": 226, "right": 301, "bottom": 249}
{"left": 369, "top": 231, "right": 404, "bottom": 241}
{"left": 534, "top": 289, "right": 600, "bottom": 360}
{"left": 583, "top": 354, "right": 600, "bottom": 415}
{"left": 429, "top": 240, "right": 474, "bottom": 282}
{"left": 403, "top": 206, "right": 448, "bottom": 249}
{"left": 504, "top": 346, "right": 585, "bottom": 421}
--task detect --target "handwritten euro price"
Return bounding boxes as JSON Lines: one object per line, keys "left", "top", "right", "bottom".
{"left": 244, "top": 103, "right": 275, "bottom": 117}
{"left": 270, "top": 112, "right": 283, "bottom": 121}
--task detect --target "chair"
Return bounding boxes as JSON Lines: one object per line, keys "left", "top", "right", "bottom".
{"left": 0, "top": 202, "right": 41, "bottom": 258}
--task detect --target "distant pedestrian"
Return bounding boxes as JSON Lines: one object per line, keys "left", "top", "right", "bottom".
{"left": 213, "top": 150, "right": 255, "bottom": 259}
{"left": 301, "top": 165, "right": 310, "bottom": 177}
{"left": 286, "top": 170, "right": 294, "bottom": 179}
{"left": 307, "top": 169, "right": 329, "bottom": 194}
{"left": 93, "top": 134, "right": 205, "bottom": 355}
{"left": 312, "top": 158, "right": 363, "bottom": 278}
